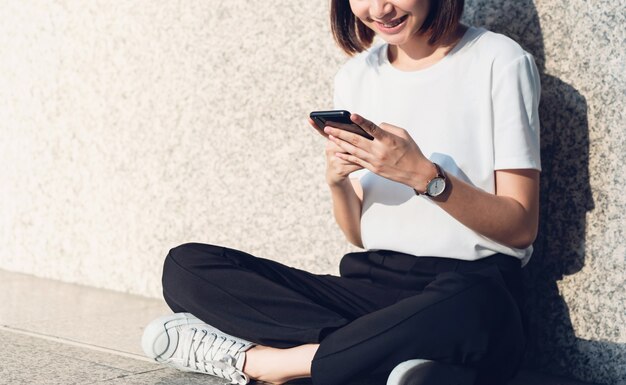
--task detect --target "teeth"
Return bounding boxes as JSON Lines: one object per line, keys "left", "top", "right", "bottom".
{"left": 383, "top": 17, "right": 404, "bottom": 28}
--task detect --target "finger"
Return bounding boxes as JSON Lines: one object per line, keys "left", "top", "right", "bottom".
{"left": 332, "top": 155, "right": 362, "bottom": 168}
{"left": 328, "top": 134, "right": 372, "bottom": 162}
{"left": 335, "top": 151, "right": 373, "bottom": 170}
{"left": 307, "top": 117, "right": 329, "bottom": 139}
{"left": 326, "top": 136, "right": 344, "bottom": 150}
{"left": 379, "top": 122, "right": 406, "bottom": 137}
{"left": 325, "top": 137, "right": 345, "bottom": 155}
{"left": 324, "top": 125, "right": 373, "bottom": 156}
{"left": 324, "top": 126, "right": 361, "bottom": 146}
{"left": 350, "top": 113, "right": 385, "bottom": 140}
{"left": 336, "top": 161, "right": 364, "bottom": 174}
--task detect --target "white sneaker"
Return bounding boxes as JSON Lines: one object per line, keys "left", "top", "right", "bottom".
{"left": 387, "top": 359, "right": 476, "bottom": 385}
{"left": 142, "top": 313, "right": 255, "bottom": 385}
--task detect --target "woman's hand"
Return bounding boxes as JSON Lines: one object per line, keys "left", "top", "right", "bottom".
{"left": 322, "top": 114, "right": 435, "bottom": 191}
{"left": 324, "top": 139, "right": 364, "bottom": 186}
{"left": 307, "top": 118, "right": 363, "bottom": 187}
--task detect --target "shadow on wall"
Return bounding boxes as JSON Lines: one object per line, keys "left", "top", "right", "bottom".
{"left": 465, "top": 1, "right": 622, "bottom": 384}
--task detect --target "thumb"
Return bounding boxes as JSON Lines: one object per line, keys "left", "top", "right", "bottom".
{"left": 350, "top": 113, "right": 386, "bottom": 140}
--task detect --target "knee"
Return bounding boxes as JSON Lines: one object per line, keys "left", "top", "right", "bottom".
{"left": 164, "top": 243, "right": 195, "bottom": 273}
{"left": 162, "top": 243, "right": 191, "bottom": 290}
{"left": 161, "top": 243, "right": 227, "bottom": 302}
{"left": 165, "top": 242, "right": 201, "bottom": 264}
{"left": 162, "top": 243, "right": 224, "bottom": 282}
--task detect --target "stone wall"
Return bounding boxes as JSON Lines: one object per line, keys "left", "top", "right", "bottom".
{"left": 0, "top": 1, "right": 623, "bottom": 383}
{"left": 464, "top": 1, "right": 625, "bottom": 383}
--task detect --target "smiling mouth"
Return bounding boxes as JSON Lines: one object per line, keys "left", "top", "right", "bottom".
{"left": 377, "top": 15, "right": 408, "bottom": 28}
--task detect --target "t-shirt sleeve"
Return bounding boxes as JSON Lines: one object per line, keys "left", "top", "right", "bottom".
{"left": 492, "top": 53, "right": 542, "bottom": 171}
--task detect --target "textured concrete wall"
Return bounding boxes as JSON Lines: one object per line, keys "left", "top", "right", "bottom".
{"left": 0, "top": 0, "right": 352, "bottom": 295}
{"left": 0, "top": 1, "right": 623, "bottom": 384}
{"left": 463, "top": 1, "right": 626, "bottom": 384}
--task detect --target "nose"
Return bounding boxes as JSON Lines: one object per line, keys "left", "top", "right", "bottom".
{"left": 369, "top": 0, "right": 393, "bottom": 19}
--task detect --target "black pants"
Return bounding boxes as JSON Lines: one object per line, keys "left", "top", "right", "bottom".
{"left": 162, "top": 243, "right": 526, "bottom": 385}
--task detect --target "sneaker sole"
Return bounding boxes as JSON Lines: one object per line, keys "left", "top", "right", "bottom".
{"left": 387, "top": 359, "right": 477, "bottom": 385}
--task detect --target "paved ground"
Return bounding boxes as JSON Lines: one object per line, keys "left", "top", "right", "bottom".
{"left": 0, "top": 269, "right": 597, "bottom": 385}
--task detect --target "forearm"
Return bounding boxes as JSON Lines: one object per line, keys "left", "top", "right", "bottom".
{"left": 322, "top": 115, "right": 540, "bottom": 250}
{"left": 329, "top": 179, "right": 363, "bottom": 248}
{"left": 429, "top": 173, "right": 539, "bottom": 249}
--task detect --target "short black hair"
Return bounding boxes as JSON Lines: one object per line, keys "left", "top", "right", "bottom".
{"left": 330, "top": 0, "right": 465, "bottom": 55}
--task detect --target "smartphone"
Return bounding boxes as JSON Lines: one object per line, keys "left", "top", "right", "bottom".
{"left": 310, "top": 110, "right": 374, "bottom": 140}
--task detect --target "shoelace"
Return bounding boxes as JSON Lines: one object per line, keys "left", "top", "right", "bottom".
{"left": 177, "top": 327, "right": 249, "bottom": 385}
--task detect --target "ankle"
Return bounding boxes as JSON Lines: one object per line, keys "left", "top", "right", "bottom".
{"left": 243, "top": 346, "right": 274, "bottom": 381}
{"left": 243, "top": 344, "right": 318, "bottom": 384}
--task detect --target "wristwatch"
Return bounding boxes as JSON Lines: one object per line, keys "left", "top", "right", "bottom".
{"left": 414, "top": 162, "right": 447, "bottom": 197}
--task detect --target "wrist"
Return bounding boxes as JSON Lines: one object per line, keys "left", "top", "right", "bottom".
{"left": 411, "top": 160, "right": 438, "bottom": 194}
{"left": 327, "top": 176, "right": 351, "bottom": 189}
{"left": 413, "top": 162, "right": 447, "bottom": 198}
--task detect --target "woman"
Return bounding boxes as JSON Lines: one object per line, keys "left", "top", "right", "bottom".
{"left": 142, "top": 1, "right": 540, "bottom": 384}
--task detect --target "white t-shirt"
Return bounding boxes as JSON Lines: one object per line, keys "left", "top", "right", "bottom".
{"left": 334, "top": 26, "right": 541, "bottom": 266}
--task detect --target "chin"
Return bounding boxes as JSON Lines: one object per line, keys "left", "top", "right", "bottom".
{"left": 378, "top": 33, "right": 419, "bottom": 47}
{"left": 370, "top": 23, "right": 423, "bottom": 47}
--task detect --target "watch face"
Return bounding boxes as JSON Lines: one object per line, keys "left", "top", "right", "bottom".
{"left": 427, "top": 177, "right": 446, "bottom": 196}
